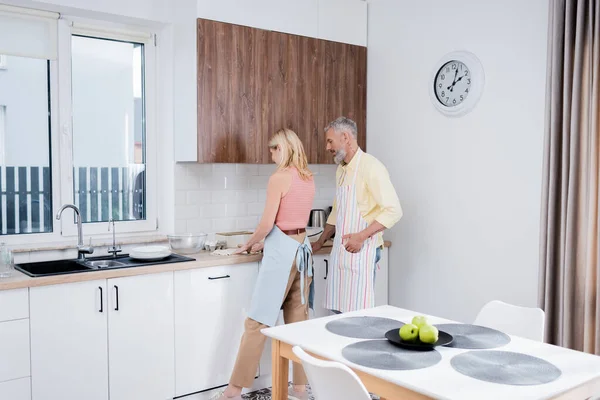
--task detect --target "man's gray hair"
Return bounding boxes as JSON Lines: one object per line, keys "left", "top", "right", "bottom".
{"left": 324, "top": 117, "right": 358, "bottom": 139}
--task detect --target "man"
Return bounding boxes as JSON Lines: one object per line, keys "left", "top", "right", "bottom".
{"left": 312, "top": 117, "right": 402, "bottom": 314}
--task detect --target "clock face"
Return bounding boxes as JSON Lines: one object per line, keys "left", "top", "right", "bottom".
{"left": 434, "top": 60, "right": 471, "bottom": 107}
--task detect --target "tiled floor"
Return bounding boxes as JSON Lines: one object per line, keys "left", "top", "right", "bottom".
{"left": 242, "top": 384, "right": 379, "bottom": 399}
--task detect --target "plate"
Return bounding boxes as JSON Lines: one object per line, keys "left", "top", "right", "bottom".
{"left": 384, "top": 328, "right": 453, "bottom": 351}
{"left": 130, "top": 246, "right": 171, "bottom": 261}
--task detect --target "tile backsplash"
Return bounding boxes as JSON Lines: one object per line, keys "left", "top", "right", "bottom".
{"left": 174, "top": 164, "right": 337, "bottom": 235}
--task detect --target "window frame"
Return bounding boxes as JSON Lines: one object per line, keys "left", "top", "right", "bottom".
{"left": 0, "top": 105, "right": 5, "bottom": 165}
{"left": 0, "top": 17, "right": 159, "bottom": 246}
{"left": 58, "top": 19, "right": 158, "bottom": 238}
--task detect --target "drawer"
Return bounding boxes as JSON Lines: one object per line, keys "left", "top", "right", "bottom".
{"left": 0, "top": 377, "right": 31, "bottom": 400}
{"left": 0, "top": 319, "right": 30, "bottom": 382}
{"left": 0, "top": 288, "right": 29, "bottom": 322}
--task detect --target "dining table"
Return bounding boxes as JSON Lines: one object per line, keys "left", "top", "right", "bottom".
{"left": 261, "top": 305, "right": 600, "bottom": 400}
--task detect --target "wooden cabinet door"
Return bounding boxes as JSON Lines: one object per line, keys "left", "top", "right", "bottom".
{"left": 317, "top": 40, "right": 367, "bottom": 163}
{"left": 197, "top": 18, "right": 366, "bottom": 164}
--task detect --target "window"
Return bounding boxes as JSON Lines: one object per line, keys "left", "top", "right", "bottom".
{"left": 70, "top": 35, "right": 147, "bottom": 224}
{"left": 0, "top": 57, "right": 53, "bottom": 235}
{"left": 0, "top": 5, "right": 157, "bottom": 242}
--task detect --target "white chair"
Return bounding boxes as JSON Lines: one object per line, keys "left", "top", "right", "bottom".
{"left": 473, "top": 300, "right": 545, "bottom": 342}
{"left": 292, "top": 346, "right": 371, "bottom": 400}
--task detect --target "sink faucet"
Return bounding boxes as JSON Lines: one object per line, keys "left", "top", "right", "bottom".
{"left": 56, "top": 204, "right": 94, "bottom": 260}
{"left": 107, "top": 219, "right": 122, "bottom": 258}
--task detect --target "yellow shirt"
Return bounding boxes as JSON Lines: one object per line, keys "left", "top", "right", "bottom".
{"left": 326, "top": 148, "right": 402, "bottom": 247}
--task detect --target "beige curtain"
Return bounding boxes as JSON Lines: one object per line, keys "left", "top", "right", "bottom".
{"left": 539, "top": 0, "right": 600, "bottom": 354}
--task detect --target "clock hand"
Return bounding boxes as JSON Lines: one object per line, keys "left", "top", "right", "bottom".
{"left": 447, "top": 74, "right": 468, "bottom": 92}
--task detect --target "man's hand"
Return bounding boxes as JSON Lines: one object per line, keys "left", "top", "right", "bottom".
{"left": 342, "top": 233, "right": 365, "bottom": 253}
{"left": 311, "top": 241, "right": 323, "bottom": 253}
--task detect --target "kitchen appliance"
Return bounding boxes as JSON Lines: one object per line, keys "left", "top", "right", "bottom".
{"left": 309, "top": 209, "right": 327, "bottom": 228}
{"left": 167, "top": 233, "right": 208, "bottom": 254}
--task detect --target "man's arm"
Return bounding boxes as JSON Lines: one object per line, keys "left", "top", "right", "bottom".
{"left": 344, "top": 160, "right": 401, "bottom": 253}
{"left": 312, "top": 195, "right": 337, "bottom": 252}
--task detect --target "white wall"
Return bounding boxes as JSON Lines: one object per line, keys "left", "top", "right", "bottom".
{"left": 366, "top": 0, "right": 549, "bottom": 322}
{"left": 174, "top": 163, "right": 336, "bottom": 235}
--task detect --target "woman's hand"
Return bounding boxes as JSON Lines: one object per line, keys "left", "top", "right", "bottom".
{"left": 234, "top": 243, "right": 250, "bottom": 254}
{"left": 250, "top": 242, "right": 264, "bottom": 253}
{"left": 234, "top": 241, "right": 264, "bottom": 255}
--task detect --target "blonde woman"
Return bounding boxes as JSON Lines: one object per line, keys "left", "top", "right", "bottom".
{"left": 214, "top": 129, "right": 316, "bottom": 400}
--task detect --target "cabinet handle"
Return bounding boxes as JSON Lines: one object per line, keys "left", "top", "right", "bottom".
{"left": 114, "top": 285, "right": 119, "bottom": 311}
{"left": 98, "top": 286, "right": 103, "bottom": 313}
{"left": 324, "top": 260, "right": 329, "bottom": 280}
{"left": 208, "top": 275, "right": 230, "bottom": 280}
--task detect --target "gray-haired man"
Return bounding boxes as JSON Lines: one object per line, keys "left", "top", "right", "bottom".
{"left": 312, "top": 117, "right": 402, "bottom": 313}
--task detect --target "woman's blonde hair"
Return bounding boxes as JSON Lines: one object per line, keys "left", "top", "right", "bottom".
{"left": 269, "top": 128, "right": 313, "bottom": 180}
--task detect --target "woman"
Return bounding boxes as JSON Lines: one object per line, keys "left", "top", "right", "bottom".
{"left": 214, "top": 128, "right": 316, "bottom": 400}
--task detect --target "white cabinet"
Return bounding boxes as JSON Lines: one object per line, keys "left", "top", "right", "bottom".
{"left": 0, "top": 289, "right": 31, "bottom": 399}
{"left": 0, "top": 319, "right": 31, "bottom": 382}
{"left": 30, "top": 273, "right": 175, "bottom": 400}
{"left": 310, "top": 254, "right": 330, "bottom": 319}
{"left": 108, "top": 272, "right": 174, "bottom": 400}
{"left": 30, "top": 279, "right": 109, "bottom": 400}
{"left": 175, "top": 263, "right": 258, "bottom": 397}
{"left": 0, "top": 377, "right": 31, "bottom": 400}
{"left": 0, "top": 288, "right": 28, "bottom": 321}
{"left": 375, "top": 246, "right": 389, "bottom": 306}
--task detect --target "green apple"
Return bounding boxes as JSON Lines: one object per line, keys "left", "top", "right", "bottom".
{"left": 419, "top": 324, "right": 439, "bottom": 344}
{"left": 411, "top": 315, "right": 429, "bottom": 329}
{"left": 399, "top": 324, "right": 419, "bottom": 342}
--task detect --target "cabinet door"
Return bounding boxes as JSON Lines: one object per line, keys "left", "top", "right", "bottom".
{"left": 174, "top": 263, "right": 258, "bottom": 396}
{"left": 375, "top": 247, "right": 389, "bottom": 306}
{"left": 310, "top": 254, "right": 330, "bottom": 319}
{"left": 107, "top": 272, "right": 174, "bottom": 400}
{"left": 0, "top": 377, "right": 31, "bottom": 400}
{"left": 30, "top": 280, "right": 108, "bottom": 400}
{"left": 0, "top": 319, "right": 30, "bottom": 382}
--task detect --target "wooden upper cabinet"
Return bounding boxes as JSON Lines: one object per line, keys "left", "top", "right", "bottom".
{"left": 197, "top": 18, "right": 367, "bottom": 164}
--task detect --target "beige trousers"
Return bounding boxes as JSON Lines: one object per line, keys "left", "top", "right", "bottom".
{"left": 229, "top": 234, "right": 312, "bottom": 388}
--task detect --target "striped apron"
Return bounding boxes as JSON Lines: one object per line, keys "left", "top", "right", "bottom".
{"left": 324, "top": 152, "right": 379, "bottom": 313}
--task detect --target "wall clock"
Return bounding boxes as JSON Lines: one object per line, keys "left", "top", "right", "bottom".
{"left": 429, "top": 51, "right": 484, "bottom": 117}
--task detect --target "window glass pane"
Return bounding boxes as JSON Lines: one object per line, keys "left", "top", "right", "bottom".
{"left": 0, "top": 56, "right": 52, "bottom": 235}
{"left": 71, "top": 35, "right": 146, "bottom": 223}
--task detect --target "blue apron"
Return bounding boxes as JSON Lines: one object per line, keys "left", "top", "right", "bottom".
{"left": 247, "top": 226, "right": 314, "bottom": 327}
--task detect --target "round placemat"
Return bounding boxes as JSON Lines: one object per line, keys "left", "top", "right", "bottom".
{"left": 325, "top": 317, "right": 404, "bottom": 339}
{"left": 435, "top": 324, "right": 511, "bottom": 349}
{"left": 342, "top": 340, "right": 442, "bottom": 370}
{"left": 450, "top": 351, "right": 562, "bottom": 385}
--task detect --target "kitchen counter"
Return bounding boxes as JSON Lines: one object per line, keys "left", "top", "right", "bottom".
{"left": 0, "top": 241, "right": 391, "bottom": 291}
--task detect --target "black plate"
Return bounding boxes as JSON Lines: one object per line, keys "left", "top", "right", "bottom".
{"left": 385, "top": 328, "right": 453, "bottom": 351}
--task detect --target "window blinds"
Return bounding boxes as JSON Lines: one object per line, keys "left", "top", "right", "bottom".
{"left": 0, "top": 5, "right": 59, "bottom": 60}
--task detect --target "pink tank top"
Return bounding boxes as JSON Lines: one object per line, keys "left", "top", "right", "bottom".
{"left": 275, "top": 168, "right": 315, "bottom": 231}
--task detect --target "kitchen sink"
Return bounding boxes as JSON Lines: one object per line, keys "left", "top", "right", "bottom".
{"left": 83, "top": 260, "right": 127, "bottom": 268}
{"left": 15, "top": 253, "right": 196, "bottom": 277}
{"left": 14, "top": 259, "right": 94, "bottom": 277}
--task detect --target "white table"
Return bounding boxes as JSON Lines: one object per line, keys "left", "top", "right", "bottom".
{"left": 261, "top": 305, "right": 600, "bottom": 400}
